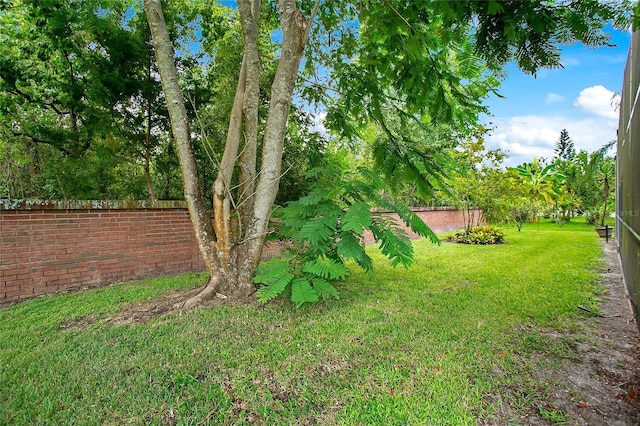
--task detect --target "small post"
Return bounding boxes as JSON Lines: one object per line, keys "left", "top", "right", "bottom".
{"left": 605, "top": 224, "right": 609, "bottom": 243}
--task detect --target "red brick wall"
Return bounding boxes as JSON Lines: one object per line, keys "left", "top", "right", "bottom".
{"left": 1, "top": 200, "right": 204, "bottom": 304}
{"left": 363, "top": 207, "right": 483, "bottom": 244}
{"left": 1, "top": 201, "right": 476, "bottom": 304}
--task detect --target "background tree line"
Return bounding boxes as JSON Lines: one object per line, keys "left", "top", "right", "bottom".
{"left": 426, "top": 128, "right": 616, "bottom": 230}
{"left": 0, "top": 0, "right": 324, "bottom": 205}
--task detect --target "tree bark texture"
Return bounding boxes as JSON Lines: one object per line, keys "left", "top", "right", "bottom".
{"left": 243, "top": 0, "right": 310, "bottom": 268}
{"left": 236, "top": 0, "right": 261, "bottom": 234}
{"left": 144, "top": 0, "right": 220, "bottom": 285}
{"left": 144, "top": 0, "right": 315, "bottom": 306}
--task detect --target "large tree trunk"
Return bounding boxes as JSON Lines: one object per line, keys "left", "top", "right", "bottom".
{"left": 145, "top": 0, "right": 221, "bottom": 300}
{"left": 236, "top": 0, "right": 261, "bottom": 234}
{"left": 239, "top": 0, "right": 312, "bottom": 270}
{"left": 144, "top": 0, "right": 315, "bottom": 307}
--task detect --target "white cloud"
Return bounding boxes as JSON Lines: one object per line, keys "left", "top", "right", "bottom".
{"left": 311, "top": 111, "right": 327, "bottom": 135}
{"left": 560, "top": 57, "right": 581, "bottom": 67}
{"left": 573, "top": 85, "right": 620, "bottom": 119}
{"left": 545, "top": 93, "right": 564, "bottom": 104}
{"left": 485, "top": 114, "right": 618, "bottom": 167}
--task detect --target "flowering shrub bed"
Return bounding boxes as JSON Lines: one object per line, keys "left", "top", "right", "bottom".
{"left": 450, "top": 226, "right": 504, "bottom": 245}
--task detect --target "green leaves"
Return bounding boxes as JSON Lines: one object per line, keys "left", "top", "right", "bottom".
{"left": 254, "top": 259, "right": 341, "bottom": 307}
{"left": 370, "top": 217, "right": 414, "bottom": 269}
{"left": 299, "top": 216, "right": 336, "bottom": 246}
{"left": 290, "top": 279, "right": 318, "bottom": 308}
{"left": 305, "top": 0, "right": 628, "bottom": 159}
{"left": 514, "top": 158, "right": 565, "bottom": 204}
{"left": 336, "top": 232, "right": 372, "bottom": 272}
{"left": 341, "top": 201, "right": 371, "bottom": 234}
{"left": 383, "top": 201, "right": 440, "bottom": 245}
{"left": 303, "top": 258, "right": 349, "bottom": 280}
{"left": 254, "top": 161, "right": 439, "bottom": 306}
{"left": 441, "top": 0, "right": 629, "bottom": 74}
{"left": 254, "top": 261, "right": 294, "bottom": 303}
{"left": 309, "top": 277, "right": 340, "bottom": 301}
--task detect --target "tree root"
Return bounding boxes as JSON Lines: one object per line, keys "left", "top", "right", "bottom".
{"left": 174, "top": 284, "right": 222, "bottom": 310}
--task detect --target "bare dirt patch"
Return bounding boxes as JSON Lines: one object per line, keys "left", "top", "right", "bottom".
{"left": 59, "top": 286, "right": 251, "bottom": 330}
{"left": 485, "top": 240, "right": 640, "bottom": 425}
{"left": 103, "top": 286, "right": 254, "bottom": 325}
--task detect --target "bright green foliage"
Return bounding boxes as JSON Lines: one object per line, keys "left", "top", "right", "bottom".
{"left": 306, "top": 0, "right": 628, "bottom": 240}
{"left": 0, "top": 0, "right": 178, "bottom": 200}
{"left": 576, "top": 153, "right": 613, "bottom": 224}
{"left": 341, "top": 201, "right": 372, "bottom": 234}
{"left": 299, "top": 216, "right": 336, "bottom": 247}
{"left": 298, "top": 0, "right": 630, "bottom": 227}
{"left": 510, "top": 197, "right": 536, "bottom": 231}
{"left": 289, "top": 278, "right": 318, "bottom": 308}
{"left": 515, "top": 159, "right": 564, "bottom": 205}
{"left": 370, "top": 122, "right": 457, "bottom": 205}
{"left": 1, "top": 0, "right": 631, "bottom": 307}
{"left": 0, "top": 0, "right": 325, "bottom": 203}
{"left": 384, "top": 201, "right": 438, "bottom": 243}
{"left": 335, "top": 232, "right": 370, "bottom": 270}
{"left": 370, "top": 216, "right": 414, "bottom": 268}
{"left": 254, "top": 260, "right": 294, "bottom": 303}
{"left": 561, "top": 146, "right": 615, "bottom": 226}
{"left": 254, "top": 159, "right": 439, "bottom": 306}
{"left": 548, "top": 137, "right": 616, "bottom": 224}
{"left": 303, "top": 258, "right": 350, "bottom": 281}
{"left": 312, "top": 2, "right": 501, "bottom": 147}
{"left": 254, "top": 258, "right": 346, "bottom": 307}
{"left": 1, "top": 0, "right": 629, "bottom": 206}
{"left": 308, "top": 276, "right": 340, "bottom": 299}
{"left": 306, "top": 0, "right": 630, "bottom": 140}
{"left": 504, "top": 145, "right": 617, "bottom": 228}
{"left": 592, "top": 153, "right": 615, "bottom": 226}
{"left": 434, "top": 132, "right": 528, "bottom": 227}
{"left": 354, "top": 118, "right": 461, "bottom": 208}
{"left": 437, "top": 1, "right": 629, "bottom": 74}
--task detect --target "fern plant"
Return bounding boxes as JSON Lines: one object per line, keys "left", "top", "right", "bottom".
{"left": 254, "top": 161, "right": 440, "bottom": 307}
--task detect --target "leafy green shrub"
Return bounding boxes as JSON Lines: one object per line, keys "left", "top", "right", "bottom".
{"left": 452, "top": 226, "right": 504, "bottom": 245}
{"left": 255, "top": 163, "right": 439, "bottom": 307}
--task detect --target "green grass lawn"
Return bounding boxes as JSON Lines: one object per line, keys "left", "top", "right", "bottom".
{"left": 0, "top": 220, "right": 605, "bottom": 425}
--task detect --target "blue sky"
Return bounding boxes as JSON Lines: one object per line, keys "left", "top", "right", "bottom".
{"left": 483, "top": 28, "right": 630, "bottom": 166}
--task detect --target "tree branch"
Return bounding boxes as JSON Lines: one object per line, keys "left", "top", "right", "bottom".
{"left": 301, "top": 0, "right": 321, "bottom": 46}
{"left": 8, "top": 87, "right": 69, "bottom": 115}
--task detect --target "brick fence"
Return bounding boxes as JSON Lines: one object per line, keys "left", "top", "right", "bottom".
{"left": 363, "top": 206, "right": 479, "bottom": 245}
{"left": 1, "top": 200, "right": 204, "bottom": 304}
{"left": 0, "top": 200, "right": 477, "bottom": 304}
